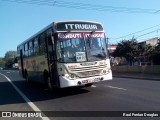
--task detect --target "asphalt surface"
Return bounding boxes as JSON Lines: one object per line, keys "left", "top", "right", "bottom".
{"left": 113, "top": 72, "right": 160, "bottom": 81}
{"left": 0, "top": 70, "right": 160, "bottom": 120}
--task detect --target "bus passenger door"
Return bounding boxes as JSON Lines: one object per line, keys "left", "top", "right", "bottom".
{"left": 46, "top": 31, "right": 59, "bottom": 87}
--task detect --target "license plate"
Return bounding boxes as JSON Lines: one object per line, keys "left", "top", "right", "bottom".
{"left": 88, "top": 79, "right": 95, "bottom": 83}
{"left": 82, "top": 79, "right": 94, "bottom": 84}
{"left": 94, "top": 78, "right": 100, "bottom": 82}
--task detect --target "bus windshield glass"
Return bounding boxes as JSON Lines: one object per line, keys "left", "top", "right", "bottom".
{"left": 56, "top": 32, "right": 108, "bottom": 63}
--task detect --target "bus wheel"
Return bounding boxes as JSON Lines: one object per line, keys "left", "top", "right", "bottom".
{"left": 47, "top": 77, "right": 53, "bottom": 90}
{"left": 25, "top": 71, "right": 30, "bottom": 84}
{"left": 44, "top": 72, "right": 53, "bottom": 90}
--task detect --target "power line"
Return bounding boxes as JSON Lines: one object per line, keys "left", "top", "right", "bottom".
{"left": 108, "top": 28, "right": 160, "bottom": 44}
{"left": 55, "top": 1, "right": 156, "bottom": 14}
{"left": 135, "top": 29, "right": 160, "bottom": 39}
{"left": 110, "top": 24, "right": 160, "bottom": 40}
{"left": 2, "top": 0, "right": 160, "bottom": 42}
{"left": 1, "top": 0, "right": 160, "bottom": 14}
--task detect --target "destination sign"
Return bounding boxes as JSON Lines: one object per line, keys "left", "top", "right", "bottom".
{"left": 65, "top": 24, "right": 97, "bottom": 30}
{"left": 58, "top": 32, "right": 105, "bottom": 39}
{"left": 56, "top": 22, "right": 103, "bottom": 31}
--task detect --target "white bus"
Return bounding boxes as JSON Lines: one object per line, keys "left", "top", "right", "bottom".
{"left": 17, "top": 20, "right": 112, "bottom": 88}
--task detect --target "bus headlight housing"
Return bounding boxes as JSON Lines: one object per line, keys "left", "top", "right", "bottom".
{"left": 64, "top": 73, "right": 78, "bottom": 80}
{"left": 64, "top": 74, "right": 70, "bottom": 78}
{"left": 101, "top": 69, "right": 109, "bottom": 75}
{"left": 71, "top": 74, "right": 75, "bottom": 78}
{"left": 103, "top": 70, "right": 107, "bottom": 74}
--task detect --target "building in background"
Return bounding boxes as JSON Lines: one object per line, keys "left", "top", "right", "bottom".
{"left": 139, "top": 37, "right": 160, "bottom": 46}
{"left": 108, "top": 45, "right": 117, "bottom": 56}
{"left": 108, "top": 37, "right": 160, "bottom": 66}
{"left": 136, "top": 37, "right": 160, "bottom": 65}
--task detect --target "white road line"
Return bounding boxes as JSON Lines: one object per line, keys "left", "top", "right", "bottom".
{"left": 105, "top": 85, "right": 127, "bottom": 91}
{"left": 0, "top": 73, "right": 50, "bottom": 120}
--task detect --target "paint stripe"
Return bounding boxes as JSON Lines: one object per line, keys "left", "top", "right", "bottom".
{"left": 0, "top": 73, "right": 50, "bottom": 120}
{"left": 105, "top": 85, "right": 127, "bottom": 90}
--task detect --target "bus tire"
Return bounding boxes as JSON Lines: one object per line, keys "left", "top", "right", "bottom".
{"left": 44, "top": 71, "right": 53, "bottom": 90}
{"left": 25, "top": 70, "right": 30, "bottom": 85}
{"left": 47, "top": 77, "right": 53, "bottom": 90}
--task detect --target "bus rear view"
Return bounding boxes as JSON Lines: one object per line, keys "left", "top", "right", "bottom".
{"left": 17, "top": 20, "right": 112, "bottom": 89}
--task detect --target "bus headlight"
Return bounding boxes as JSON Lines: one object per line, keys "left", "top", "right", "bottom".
{"left": 64, "top": 74, "right": 70, "bottom": 78}
{"left": 103, "top": 70, "right": 107, "bottom": 74}
{"left": 71, "top": 74, "right": 74, "bottom": 78}
{"left": 102, "top": 69, "right": 109, "bottom": 75}
{"left": 64, "top": 73, "right": 78, "bottom": 80}
{"left": 70, "top": 74, "right": 79, "bottom": 79}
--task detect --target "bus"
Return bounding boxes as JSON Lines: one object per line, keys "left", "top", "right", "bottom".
{"left": 17, "top": 20, "right": 112, "bottom": 88}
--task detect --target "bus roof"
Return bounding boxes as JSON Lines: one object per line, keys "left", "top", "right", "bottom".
{"left": 54, "top": 20, "right": 103, "bottom": 32}
{"left": 17, "top": 20, "right": 104, "bottom": 47}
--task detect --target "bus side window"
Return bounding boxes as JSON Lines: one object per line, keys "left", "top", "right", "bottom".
{"left": 29, "top": 40, "right": 34, "bottom": 57}
{"left": 24, "top": 43, "right": 29, "bottom": 57}
{"left": 47, "top": 34, "right": 53, "bottom": 45}
{"left": 20, "top": 45, "right": 24, "bottom": 57}
{"left": 34, "top": 37, "right": 39, "bottom": 56}
{"left": 39, "top": 33, "right": 46, "bottom": 55}
{"left": 17, "top": 47, "right": 20, "bottom": 59}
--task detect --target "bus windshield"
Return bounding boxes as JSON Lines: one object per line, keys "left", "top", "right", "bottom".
{"left": 56, "top": 32, "right": 108, "bottom": 63}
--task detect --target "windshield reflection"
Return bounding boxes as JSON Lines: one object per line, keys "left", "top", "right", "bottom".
{"left": 86, "top": 37, "right": 107, "bottom": 61}
{"left": 56, "top": 32, "right": 108, "bottom": 63}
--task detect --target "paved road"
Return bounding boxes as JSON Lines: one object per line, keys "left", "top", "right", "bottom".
{"left": 0, "top": 70, "right": 160, "bottom": 120}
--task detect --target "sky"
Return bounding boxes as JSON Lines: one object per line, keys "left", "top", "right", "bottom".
{"left": 1, "top": 0, "right": 160, "bottom": 57}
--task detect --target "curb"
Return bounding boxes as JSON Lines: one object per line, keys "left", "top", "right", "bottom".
{"left": 113, "top": 75, "right": 160, "bottom": 81}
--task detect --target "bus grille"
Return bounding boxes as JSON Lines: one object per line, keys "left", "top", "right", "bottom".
{"left": 76, "top": 70, "right": 102, "bottom": 78}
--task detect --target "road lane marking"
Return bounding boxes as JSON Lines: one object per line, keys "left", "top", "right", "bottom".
{"left": 0, "top": 73, "right": 50, "bottom": 120}
{"left": 105, "top": 85, "right": 127, "bottom": 91}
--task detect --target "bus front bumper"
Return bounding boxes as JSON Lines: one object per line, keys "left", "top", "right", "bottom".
{"left": 59, "top": 71, "right": 112, "bottom": 88}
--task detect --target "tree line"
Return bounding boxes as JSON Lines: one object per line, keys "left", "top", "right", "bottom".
{"left": 1, "top": 40, "right": 160, "bottom": 68}
{"left": 111, "top": 39, "right": 160, "bottom": 65}
{"left": 0, "top": 51, "right": 17, "bottom": 69}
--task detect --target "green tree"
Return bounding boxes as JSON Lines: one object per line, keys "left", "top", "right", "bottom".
{"left": 5, "top": 58, "right": 14, "bottom": 68}
{"left": 0, "top": 58, "right": 5, "bottom": 68}
{"left": 153, "top": 43, "right": 160, "bottom": 65}
{"left": 155, "top": 42, "right": 160, "bottom": 54}
{"left": 5, "top": 51, "right": 17, "bottom": 59}
{"left": 138, "top": 43, "right": 155, "bottom": 63}
{"left": 4, "top": 51, "right": 17, "bottom": 68}
{"left": 113, "top": 39, "right": 139, "bottom": 65}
